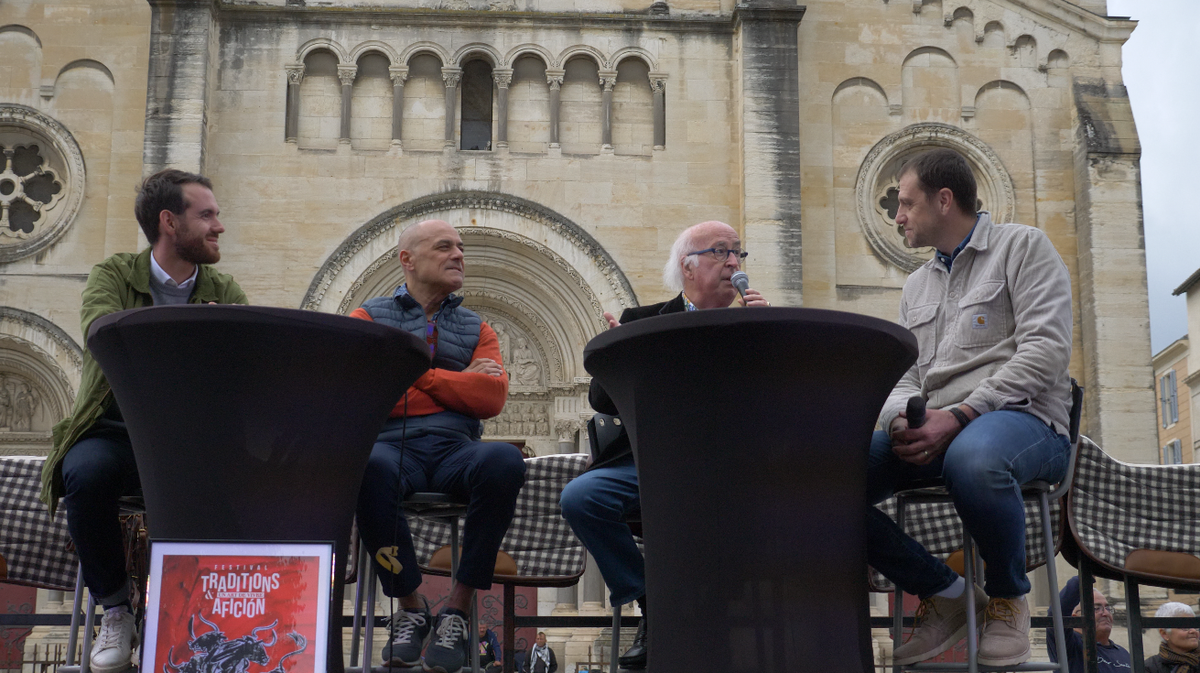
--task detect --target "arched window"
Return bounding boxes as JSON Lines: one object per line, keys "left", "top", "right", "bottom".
{"left": 460, "top": 59, "right": 493, "bottom": 150}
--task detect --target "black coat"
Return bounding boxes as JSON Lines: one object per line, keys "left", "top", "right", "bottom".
{"left": 522, "top": 646, "right": 558, "bottom": 673}
{"left": 586, "top": 294, "right": 686, "bottom": 471}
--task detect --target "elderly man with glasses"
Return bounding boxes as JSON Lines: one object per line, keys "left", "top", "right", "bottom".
{"left": 1047, "top": 576, "right": 1131, "bottom": 673}
{"left": 559, "top": 220, "right": 768, "bottom": 669}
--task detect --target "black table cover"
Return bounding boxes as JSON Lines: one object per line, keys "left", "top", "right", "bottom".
{"left": 583, "top": 307, "right": 917, "bottom": 673}
{"left": 87, "top": 304, "right": 430, "bottom": 673}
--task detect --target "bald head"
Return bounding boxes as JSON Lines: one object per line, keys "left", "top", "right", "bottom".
{"left": 398, "top": 219, "right": 465, "bottom": 312}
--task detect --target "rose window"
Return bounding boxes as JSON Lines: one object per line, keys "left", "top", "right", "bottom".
{"left": 0, "top": 144, "right": 65, "bottom": 239}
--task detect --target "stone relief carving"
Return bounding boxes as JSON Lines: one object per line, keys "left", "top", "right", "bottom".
{"left": 510, "top": 337, "right": 542, "bottom": 386}
{"left": 0, "top": 105, "right": 86, "bottom": 264}
{"left": 483, "top": 401, "right": 551, "bottom": 438}
{"left": 0, "top": 373, "right": 41, "bottom": 432}
{"left": 854, "top": 123, "right": 1015, "bottom": 272}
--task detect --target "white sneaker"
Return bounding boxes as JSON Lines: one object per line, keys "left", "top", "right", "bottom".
{"left": 90, "top": 606, "right": 135, "bottom": 673}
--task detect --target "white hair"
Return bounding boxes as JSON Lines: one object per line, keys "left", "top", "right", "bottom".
{"left": 1156, "top": 601, "right": 1196, "bottom": 638}
{"left": 662, "top": 224, "right": 708, "bottom": 293}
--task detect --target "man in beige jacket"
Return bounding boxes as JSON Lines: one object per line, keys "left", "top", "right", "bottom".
{"left": 868, "top": 148, "right": 1073, "bottom": 667}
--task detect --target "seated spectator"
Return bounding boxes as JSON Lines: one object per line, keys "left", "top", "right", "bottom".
{"left": 1046, "top": 576, "right": 1131, "bottom": 673}
{"left": 1145, "top": 602, "right": 1200, "bottom": 673}
{"left": 478, "top": 622, "right": 502, "bottom": 673}
{"left": 523, "top": 632, "right": 557, "bottom": 673}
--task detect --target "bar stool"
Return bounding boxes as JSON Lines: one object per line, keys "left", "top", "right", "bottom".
{"left": 890, "top": 380, "right": 1083, "bottom": 673}
{"left": 348, "top": 493, "right": 481, "bottom": 673}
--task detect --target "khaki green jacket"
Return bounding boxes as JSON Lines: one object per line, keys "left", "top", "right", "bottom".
{"left": 40, "top": 248, "right": 248, "bottom": 515}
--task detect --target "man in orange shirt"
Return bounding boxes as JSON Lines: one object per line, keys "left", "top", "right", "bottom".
{"left": 351, "top": 219, "right": 524, "bottom": 673}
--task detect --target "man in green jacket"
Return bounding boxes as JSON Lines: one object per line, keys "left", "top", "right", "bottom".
{"left": 40, "top": 169, "right": 247, "bottom": 673}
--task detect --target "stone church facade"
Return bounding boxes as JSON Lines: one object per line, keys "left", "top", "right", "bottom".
{"left": 0, "top": 0, "right": 1158, "bottom": 666}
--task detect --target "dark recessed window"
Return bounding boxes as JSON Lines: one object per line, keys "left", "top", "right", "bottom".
{"left": 461, "top": 60, "right": 493, "bottom": 151}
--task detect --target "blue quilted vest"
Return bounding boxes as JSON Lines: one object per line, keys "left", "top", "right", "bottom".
{"left": 361, "top": 285, "right": 484, "bottom": 440}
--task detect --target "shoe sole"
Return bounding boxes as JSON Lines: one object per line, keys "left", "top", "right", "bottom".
{"left": 90, "top": 661, "right": 133, "bottom": 673}
{"left": 976, "top": 648, "right": 1031, "bottom": 667}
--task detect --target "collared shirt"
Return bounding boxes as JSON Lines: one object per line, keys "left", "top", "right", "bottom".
{"left": 149, "top": 251, "right": 198, "bottom": 289}
{"left": 681, "top": 293, "right": 698, "bottom": 311}
{"left": 935, "top": 214, "right": 981, "bottom": 272}
{"left": 394, "top": 283, "right": 444, "bottom": 355}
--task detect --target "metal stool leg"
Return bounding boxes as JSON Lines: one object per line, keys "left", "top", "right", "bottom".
{"left": 1126, "top": 578, "right": 1145, "bottom": 671}
{"left": 1041, "top": 491, "right": 1069, "bottom": 672}
{"left": 363, "top": 560, "right": 378, "bottom": 673}
{"left": 66, "top": 564, "right": 86, "bottom": 668}
{"left": 892, "top": 498, "right": 907, "bottom": 673}
{"left": 611, "top": 601, "right": 622, "bottom": 673}
{"left": 80, "top": 593, "right": 96, "bottom": 673}
{"left": 351, "top": 541, "right": 369, "bottom": 668}
{"left": 963, "top": 534, "right": 980, "bottom": 673}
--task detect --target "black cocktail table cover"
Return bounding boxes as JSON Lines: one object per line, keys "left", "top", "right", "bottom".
{"left": 584, "top": 307, "right": 917, "bottom": 673}
{"left": 87, "top": 304, "right": 431, "bottom": 673}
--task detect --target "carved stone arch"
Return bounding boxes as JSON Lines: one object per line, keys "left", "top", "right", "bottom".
{"left": 610, "top": 47, "right": 658, "bottom": 72}
{"left": 452, "top": 43, "right": 502, "bottom": 68}
{"left": 557, "top": 45, "right": 608, "bottom": 70}
{"left": 349, "top": 40, "right": 400, "bottom": 66}
{"left": 399, "top": 41, "right": 451, "bottom": 67}
{"left": 833, "top": 77, "right": 889, "bottom": 105}
{"left": 296, "top": 37, "right": 350, "bottom": 65}
{"left": 0, "top": 25, "right": 42, "bottom": 47}
{"left": 502, "top": 44, "right": 554, "bottom": 69}
{"left": 0, "top": 307, "right": 82, "bottom": 454}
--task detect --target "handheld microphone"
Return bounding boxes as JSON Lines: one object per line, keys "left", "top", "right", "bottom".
{"left": 731, "top": 271, "right": 750, "bottom": 300}
{"left": 906, "top": 396, "right": 927, "bottom": 429}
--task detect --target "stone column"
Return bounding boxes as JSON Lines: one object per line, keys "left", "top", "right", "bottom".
{"left": 546, "top": 69, "right": 565, "bottom": 148}
{"left": 389, "top": 66, "right": 408, "bottom": 147}
{"left": 144, "top": 0, "right": 219, "bottom": 173}
{"left": 441, "top": 67, "right": 462, "bottom": 148}
{"left": 284, "top": 64, "right": 304, "bottom": 143}
{"left": 493, "top": 68, "right": 512, "bottom": 148}
{"left": 733, "top": 1, "right": 806, "bottom": 307}
{"left": 337, "top": 65, "right": 356, "bottom": 144}
{"left": 1072, "top": 75, "right": 1158, "bottom": 457}
{"left": 649, "top": 73, "right": 668, "bottom": 151}
{"left": 599, "top": 70, "right": 617, "bottom": 151}
{"left": 554, "top": 420, "right": 580, "bottom": 613}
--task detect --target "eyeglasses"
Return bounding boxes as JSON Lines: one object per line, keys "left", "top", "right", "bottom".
{"left": 1094, "top": 605, "right": 1113, "bottom": 614}
{"left": 687, "top": 246, "right": 748, "bottom": 262}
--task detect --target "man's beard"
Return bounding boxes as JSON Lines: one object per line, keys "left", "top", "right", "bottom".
{"left": 175, "top": 223, "right": 219, "bottom": 265}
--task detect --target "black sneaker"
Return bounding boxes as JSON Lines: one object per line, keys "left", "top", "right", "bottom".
{"left": 617, "top": 616, "right": 647, "bottom": 669}
{"left": 421, "top": 611, "right": 469, "bottom": 673}
{"left": 381, "top": 604, "right": 432, "bottom": 667}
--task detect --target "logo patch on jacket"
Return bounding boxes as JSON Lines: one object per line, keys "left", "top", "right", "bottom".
{"left": 972, "top": 314, "right": 988, "bottom": 329}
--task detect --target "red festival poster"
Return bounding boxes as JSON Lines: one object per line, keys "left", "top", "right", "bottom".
{"left": 143, "top": 542, "right": 332, "bottom": 673}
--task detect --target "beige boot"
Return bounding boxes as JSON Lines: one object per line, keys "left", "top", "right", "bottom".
{"left": 892, "top": 584, "right": 988, "bottom": 666}
{"left": 977, "top": 595, "right": 1031, "bottom": 666}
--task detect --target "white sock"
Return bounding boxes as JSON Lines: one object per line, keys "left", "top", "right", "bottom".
{"left": 935, "top": 577, "right": 966, "bottom": 599}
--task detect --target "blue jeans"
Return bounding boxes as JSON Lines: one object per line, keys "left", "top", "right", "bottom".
{"left": 356, "top": 432, "right": 526, "bottom": 597}
{"left": 867, "top": 410, "right": 1070, "bottom": 599}
{"left": 60, "top": 424, "right": 141, "bottom": 606}
{"left": 559, "top": 455, "right": 644, "bottom": 605}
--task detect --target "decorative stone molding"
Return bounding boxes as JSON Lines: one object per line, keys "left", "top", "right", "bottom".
{"left": 337, "top": 65, "right": 357, "bottom": 87}
{"left": 302, "top": 191, "right": 637, "bottom": 316}
{"left": 599, "top": 71, "right": 618, "bottom": 92}
{"left": 546, "top": 70, "right": 565, "bottom": 90}
{"left": 854, "top": 123, "right": 1015, "bottom": 272}
{"left": 0, "top": 105, "right": 86, "bottom": 264}
{"left": 285, "top": 64, "right": 305, "bottom": 85}
{"left": 493, "top": 68, "right": 513, "bottom": 89}
{"left": 441, "top": 67, "right": 463, "bottom": 88}
{"left": 554, "top": 418, "right": 582, "bottom": 442}
{"left": 0, "top": 307, "right": 82, "bottom": 441}
{"left": 389, "top": 66, "right": 410, "bottom": 85}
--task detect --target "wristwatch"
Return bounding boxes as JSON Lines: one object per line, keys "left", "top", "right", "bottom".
{"left": 948, "top": 406, "right": 972, "bottom": 429}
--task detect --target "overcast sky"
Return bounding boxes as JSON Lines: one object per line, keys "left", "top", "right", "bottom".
{"left": 1105, "top": 0, "right": 1200, "bottom": 353}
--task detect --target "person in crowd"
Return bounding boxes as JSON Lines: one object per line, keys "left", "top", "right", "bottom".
{"left": 523, "top": 632, "right": 557, "bottom": 673}
{"left": 559, "top": 220, "right": 769, "bottom": 668}
{"left": 41, "top": 169, "right": 247, "bottom": 673}
{"left": 868, "top": 148, "right": 1074, "bottom": 667}
{"left": 1046, "top": 576, "right": 1132, "bottom": 673}
{"left": 351, "top": 219, "right": 525, "bottom": 673}
{"left": 478, "top": 621, "right": 503, "bottom": 673}
{"left": 1145, "top": 602, "right": 1200, "bottom": 673}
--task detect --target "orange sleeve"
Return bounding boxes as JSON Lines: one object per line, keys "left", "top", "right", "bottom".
{"left": 349, "top": 307, "right": 373, "bottom": 321}
{"left": 412, "top": 322, "right": 509, "bottom": 419}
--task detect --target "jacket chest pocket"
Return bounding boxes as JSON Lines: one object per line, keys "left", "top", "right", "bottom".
{"left": 906, "top": 303, "right": 939, "bottom": 367}
{"left": 954, "top": 281, "right": 1009, "bottom": 349}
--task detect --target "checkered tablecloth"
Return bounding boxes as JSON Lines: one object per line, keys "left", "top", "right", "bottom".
{"left": 0, "top": 456, "right": 78, "bottom": 590}
{"left": 869, "top": 461, "right": 1064, "bottom": 592}
{"left": 409, "top": 453, "right": 590, "bottom": 581}
{"left": 1070, "top": 436, "right": 1200, "bottom": 572}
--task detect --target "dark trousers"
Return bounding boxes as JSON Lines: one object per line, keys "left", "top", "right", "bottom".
{"left": 60, "top": 426, "right": 141, "bottom": 605}
{"left": 356, "top": 433, "right": 526, "bottom": 596}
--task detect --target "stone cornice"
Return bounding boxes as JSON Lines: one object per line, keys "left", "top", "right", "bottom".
{"left": 1007, "top": 0, "right": 1136, "bottom": 43}
{"left": 731, "top": 3, "right": 806, "bottom": 26}
{"left": 218, "top": 2, "right": 736, "bottom": 33}
{"left": 1152, "top": 337, "right": 1189, "bottom": 371}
